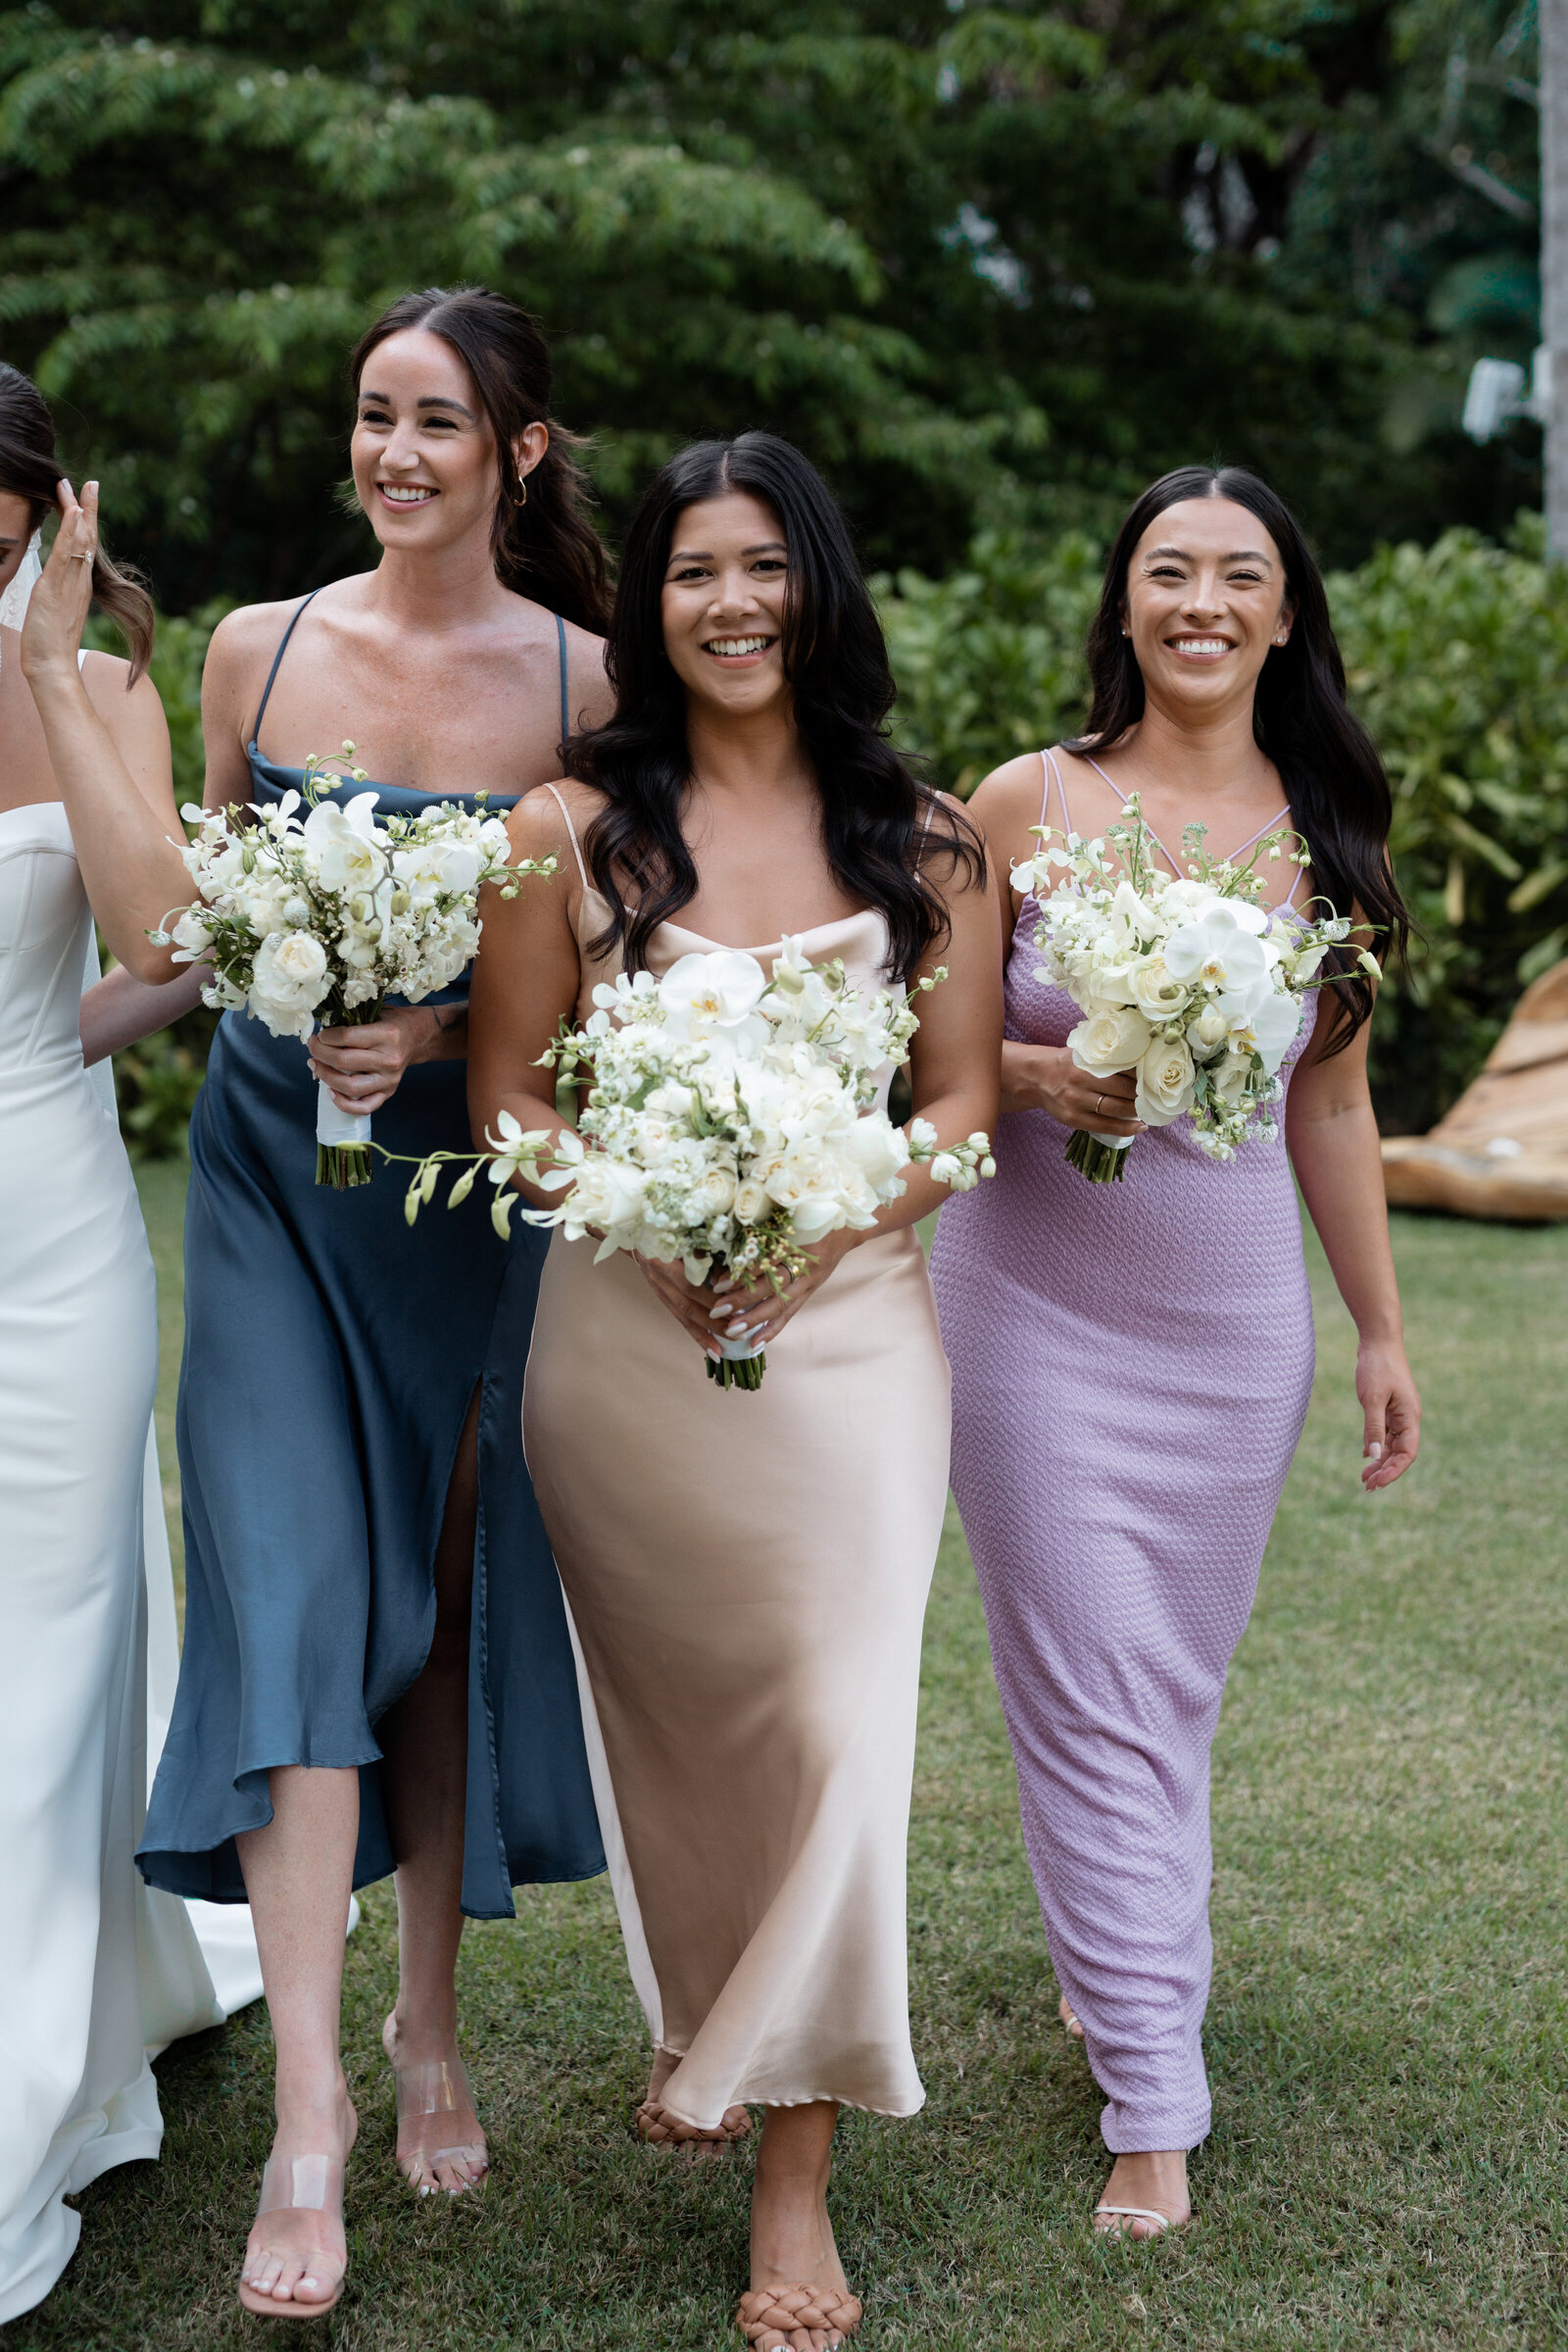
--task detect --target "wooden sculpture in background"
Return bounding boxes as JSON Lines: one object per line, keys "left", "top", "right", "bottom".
{"left": 1382, "top": 957, "right": 1568, "bottom": 1220}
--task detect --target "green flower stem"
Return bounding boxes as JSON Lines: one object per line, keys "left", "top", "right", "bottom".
{"left": 1065, "top": 1128, "right": 1131, "bottom": 1184}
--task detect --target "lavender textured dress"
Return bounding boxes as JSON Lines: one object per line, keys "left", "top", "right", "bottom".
{"left": 929, "top": 751, "right": 1317, "bottom": 2154}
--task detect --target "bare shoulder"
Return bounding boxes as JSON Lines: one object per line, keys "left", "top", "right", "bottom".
{"left": 508, "top": 774, "right": 605, "bottom": 860}
{"left": 965, "top": 751, "right": 1049, "bottom": 832}
{"left": 202, "top": 597, "right": 309, "bottom": 704}
{"left": 79, "top": 650, "right": 168, "bottom": 737}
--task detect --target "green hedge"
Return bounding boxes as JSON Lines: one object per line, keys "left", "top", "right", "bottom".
{"left": 99, "top": 526, "right": 1568, "bottom": 1150}
{"left": 878, "top": 519, "right": 1568, "bottom": 1135}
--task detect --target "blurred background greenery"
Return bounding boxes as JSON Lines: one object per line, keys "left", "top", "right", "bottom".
{"left": 8, "top": 0, "right": 1564, "bottom": 1139}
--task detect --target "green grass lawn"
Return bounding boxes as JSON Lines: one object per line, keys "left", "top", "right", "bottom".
{"left": 17, "top": 1175, "right": 1566, "bottom": 2350}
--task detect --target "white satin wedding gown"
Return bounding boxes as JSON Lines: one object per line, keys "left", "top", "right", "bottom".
{"left": 0, "top": 761, "right": 262, "bottom": 2323}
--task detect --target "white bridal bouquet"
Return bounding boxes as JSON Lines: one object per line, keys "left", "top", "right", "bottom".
{"left": 404, "top": 942, "right": 995, "bottom": 1390}
{"left": 154, "top": 749, "right": 555, "bottom": 1185}
{"left": 1013, "top": 796, "right": 1379, "bottom": 1184}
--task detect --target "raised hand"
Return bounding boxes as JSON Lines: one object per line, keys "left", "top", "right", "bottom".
{"left": 19, "top": 478, "right": 98, "bottom": 682}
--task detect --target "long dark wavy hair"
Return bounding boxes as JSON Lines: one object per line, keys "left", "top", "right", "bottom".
{"left": 0, "top": 363, "right": 154, "bottom": 682}
{"left": 1070, "top": 464, "right": 1408, "bottom": 1051}
{"left": 565, "top": 432, "right": 982, "bottom": 980}
{"left": 350, "top": 287, "right": 611, "bottom": 633}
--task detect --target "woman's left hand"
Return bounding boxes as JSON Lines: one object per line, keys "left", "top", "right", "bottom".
{"left": 706, "top": 1228, "right": 862, "bottom": 1352}
{"left": 1356, "top": 1337, "right": 1421, "bottom": 1490}
{"left": 19, "top": 477, "right": 97, "bottom": 683}
{"left": 636, "top": 1226, "right": 862, "bottom": 1359}
{"left": 308, "top": 1006, "right": 442, "bottom": 1114}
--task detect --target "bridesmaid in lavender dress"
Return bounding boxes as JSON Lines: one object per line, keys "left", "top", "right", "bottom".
{"left": 931, "top": 466, "right": 1421, "bottom": 2238}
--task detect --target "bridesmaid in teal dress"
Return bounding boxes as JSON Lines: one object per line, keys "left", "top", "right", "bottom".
{"left": 137, "top": 289, "right": 612, "bottom": 2321}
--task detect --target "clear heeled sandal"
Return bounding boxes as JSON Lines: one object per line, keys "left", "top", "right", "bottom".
{"left": 237, "top": 2151, "right": 347, "bottom": 2321}
{"left": 395, "top": 2056, "right": 489, "bottom": 2197}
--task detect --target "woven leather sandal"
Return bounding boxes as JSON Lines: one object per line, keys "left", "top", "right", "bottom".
{"left": 736, "top": 2281, "right": 863, "bottom": 2347}
{"left": 394, "top": 2056, "right": 488, "bottom": 2197}
{"left": 237, "top": 2151, "right": 347, "bottom": 2320}
{"left": 634, "top": 2095, "right": 752, "bottom": 2150}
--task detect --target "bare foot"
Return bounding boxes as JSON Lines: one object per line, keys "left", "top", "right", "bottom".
{"left": 1058, "top": 1991, "right": 1085, "bottom": 2040}
{"left": 383, "top": 2010, "right": 488, "bottom": 2197}
{"left": 1093, "top": 2148, "right": 1191, "bottom": 2239}
{"left": 237, "top": 2089, "right": 357, "bottom": 2316}
{"left": 742, "top": 2102, "right": 858, "bottom": 2352}
{"left": 636, "top": 2046, "right": 751, "bottom": 2157}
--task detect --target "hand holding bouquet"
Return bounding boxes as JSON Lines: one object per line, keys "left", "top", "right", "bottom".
{"left": 153, "top": 750, "right": 555, "bottom": 1184}
{"left": 1012, "top": 796, "right": 1378, "bottom": 1183}
{"left": 405, "top": 942, "right": 994, "bottom": 1390}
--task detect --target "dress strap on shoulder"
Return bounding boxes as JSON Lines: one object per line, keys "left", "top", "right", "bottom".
{"left": 1040, "top": 747, "right": 1067, "bottom": 830}
{"left": 542, "top": 779, "right": 591, "bottom": 892}
{"left": 556, "top": 612, "right": 569, "bottom": 751}
{"left": 249, "top": 591, "right": 320, "bottom": 750}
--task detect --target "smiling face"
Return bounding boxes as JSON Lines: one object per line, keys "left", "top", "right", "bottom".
{"left": 660, "top": 491, "right": 791, "bottom": 719}
{"left": 0, "top": 489, "right": 36, "bottom": 605}
{"left": 1122, "top": 496, "right": 1294, "bottom": 715}
{"left": 350, "top": 326, "right": 546, "bottom": 559}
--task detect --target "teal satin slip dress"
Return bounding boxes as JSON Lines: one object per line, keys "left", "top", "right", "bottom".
{"left": 138, "top": 592, "right": 605, "bottom": 1915}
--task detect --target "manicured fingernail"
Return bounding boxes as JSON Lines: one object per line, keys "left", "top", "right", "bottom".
{"left": 1367, "top": 1442, "right": 1382, "bottom": 1459}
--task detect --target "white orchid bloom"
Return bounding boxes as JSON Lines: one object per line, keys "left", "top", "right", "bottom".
{"left": 658, "top": 950, "right": 766, "bottom": 1037}
{"left": 302, "top": 793, "right": 388, "bottom": 895}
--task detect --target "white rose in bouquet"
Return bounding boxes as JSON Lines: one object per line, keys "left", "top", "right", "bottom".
{"left": 1068, "top": 1003, "right": 1153, "bottom": 1079}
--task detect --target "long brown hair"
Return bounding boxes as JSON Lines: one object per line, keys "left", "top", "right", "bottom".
{"left": 0, "top": 363, "right": 154, "bottom": 683}
{"left": 350, "top": 287, "right": 611, "bottom": 634}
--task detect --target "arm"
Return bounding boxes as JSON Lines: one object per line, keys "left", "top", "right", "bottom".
{"left": 20, "top": 481, "right": 190, "bottom": 982}
{"left": 1286, "top": 1004, "right": 1420, "bottom": 1490}
{"left": 80, "top": 959, "right": 209, "bottom": 1066}
{"left": 967, "top": 759, "right": 1144, "bottom": 1138}
{"left": 466, "top": 786, "right": 589, "bottom": 1178}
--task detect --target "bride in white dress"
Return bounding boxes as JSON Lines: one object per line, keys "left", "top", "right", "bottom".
{"left": 0, "top": 370, "right": 261, "bottom": 2325}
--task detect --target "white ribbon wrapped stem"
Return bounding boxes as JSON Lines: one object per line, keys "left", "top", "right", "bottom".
{"left": 316, "top": 1078, "right": 371, "bottom": 1152}
{"left": 715, "top": 1327, "right": 766, "bottom": 1363}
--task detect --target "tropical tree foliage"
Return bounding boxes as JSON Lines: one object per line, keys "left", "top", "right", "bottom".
{"left": 0, "top": 0, "right": 1546, "bottom": 607}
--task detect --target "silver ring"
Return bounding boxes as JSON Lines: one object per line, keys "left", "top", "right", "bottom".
{"left": 69, "top": 550, "right": 94, "bottom": 563}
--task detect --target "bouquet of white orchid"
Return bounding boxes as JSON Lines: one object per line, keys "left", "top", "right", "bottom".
{"left": 404, "top": 941, "right": 994, "bottom": 1390}
{"left": 153, "top": 748, "right": 554, "bottom": 1185}
{"left": 1013, "top": 795, "right": 1378, "bottom": 1184}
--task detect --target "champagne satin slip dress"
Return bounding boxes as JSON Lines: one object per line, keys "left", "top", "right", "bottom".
{"left": 522, "top": 786, "right": 951, "bottom": 2130}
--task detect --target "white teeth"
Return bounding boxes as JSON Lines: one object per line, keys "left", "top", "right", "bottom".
{"left": 380, "top": 484, "right": 435, "bottom": 503}
{"left": 1172, "top": 638, "right": 1229, "bottom": 655}
{"left": 706, "top": 636, "right": 771, "bottom": 656}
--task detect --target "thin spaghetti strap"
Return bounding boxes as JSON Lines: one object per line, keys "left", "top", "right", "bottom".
{"left": 913, "top": 789, "right": 938, "bottom": 867}
{"left": 556, "top": 612, "right": 569, "bottom": 750}
{"left": 542, "top": 779, "right": 590, "bottom": 892}
{"left": 1040, "top": 747, "right": 1067, "bottom": 830}
{"left": 248, "top": 591, "right": 320, "bottom": 750}
{"left": 1231, "top": 808, "right": 1293, "bottom": 856}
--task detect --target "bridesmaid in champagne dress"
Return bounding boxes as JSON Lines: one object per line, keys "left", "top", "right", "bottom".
{"left": 932, "top": 466, "right": 1421, "bottom": 2240}
{"left": 467, "top": 433, "right": 1001, "bottom": 2351}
